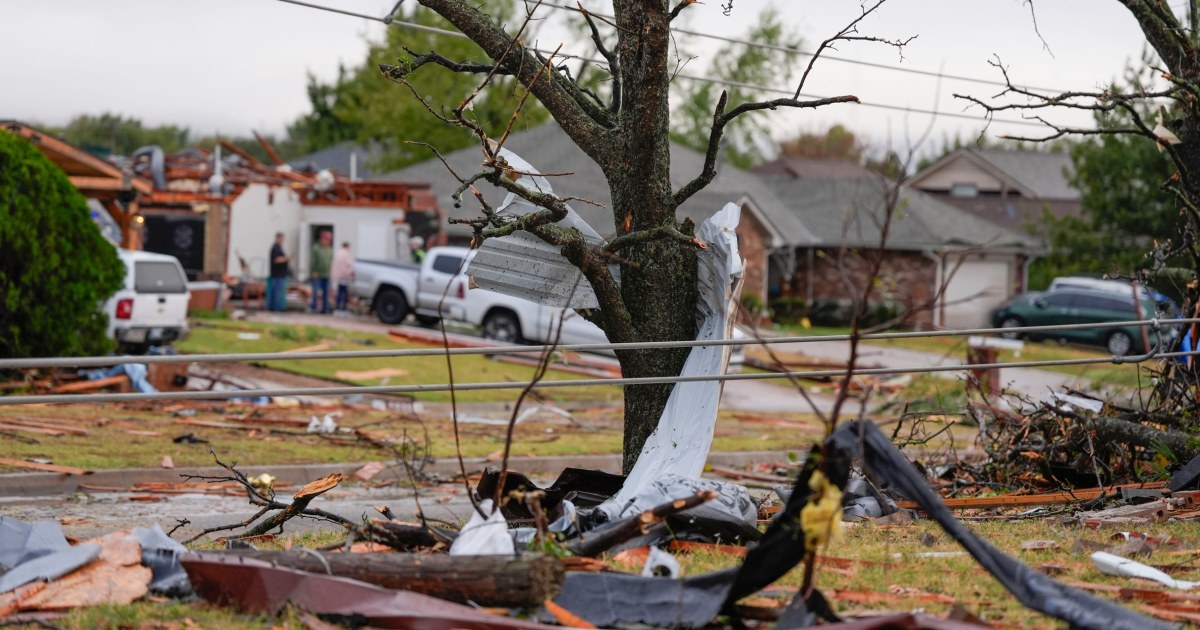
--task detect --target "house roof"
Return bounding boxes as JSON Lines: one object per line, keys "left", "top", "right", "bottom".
{"left": 287, "top": 141, "right": 386, "bottom": 178}
{"left": 753, "top": 155, "right": 877, "bottom": 179}
{"left": 759, "top": 173, "right": 1043, "bottom": 253}
{"left": 380, "top": 122, "right": 820, "bottom": 247}
{"left": 968, "top": 149, "right": 1078, "bottom": 199}
{"left": 909, "top": 147, "right": 1078, "bottom": 200}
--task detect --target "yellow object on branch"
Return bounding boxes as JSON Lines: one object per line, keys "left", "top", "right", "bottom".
{"left": 800, "top": 470, "right": 843, "bottom": 549}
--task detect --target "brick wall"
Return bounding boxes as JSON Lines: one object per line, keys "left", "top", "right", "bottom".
{"left": 736, "top": 206, "right": 770, "bottom": 304}
{"left": 789, "top": 248, "right": 938, "bottom": 327}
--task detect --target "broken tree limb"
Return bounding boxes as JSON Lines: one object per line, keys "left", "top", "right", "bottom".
{"left": 217, "top": 550, "right": 563, "bottom": 608}
{"left": 242, "top": 474, "right": 342, "bottom": 537}
{"left": 364, "top": 520, "right": 459, "bottom": 550}
{"left": 1088, "top": 415, "right": 1196, "bottom": 461}
{"left": 567, "top": 490, "right": 718, "bottom": 557}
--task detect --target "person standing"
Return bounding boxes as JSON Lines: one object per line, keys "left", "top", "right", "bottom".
{"left": 310, "top": 230, "right": 333, "bottom": 314}
{"left": 267, "top": 232, "right": 290, "bottom": 312}
{"left": 330, "top": 241, "right": 355, "bottom": 314}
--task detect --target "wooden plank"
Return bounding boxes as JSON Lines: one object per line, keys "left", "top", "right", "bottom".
{"left": 49, "top": 375, "right": 129, "bottom": 393}
{"left": 0, "top": 423, "right": 67, "bottom": 436}
{"left": 5, "top": 418, "right": 91, "bottom": 435}
{"left": 897, "top": 482, "right": 1167, "bottom": 510}
{"left": 0, "top": 457, "right": 91, "bottom": 475}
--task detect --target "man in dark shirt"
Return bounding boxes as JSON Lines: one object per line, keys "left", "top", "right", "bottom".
{"left": 267, "top": 232, "right": 290, "bottom": 312}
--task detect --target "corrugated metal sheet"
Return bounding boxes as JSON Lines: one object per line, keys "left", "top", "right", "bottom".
{"left": 466, "top": 148, "right": 611, "bottom": 309}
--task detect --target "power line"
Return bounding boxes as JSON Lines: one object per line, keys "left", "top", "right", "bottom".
{"left": 268, "top": 0, "right": 1059, "bottom": 129}
{"left": 537, "top": 1, "right": 1075, "bottom": 95}
{"left": 1, "top": 317, "right": 1189, "bottom": 370}
{"left": 2, "top": 348, "right": 1193, "bottom": 407}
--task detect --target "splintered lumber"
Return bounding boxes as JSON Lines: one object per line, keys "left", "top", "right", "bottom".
{"left": 221, "top": 550, "right": 563, "bottom": 608}
{"left": 49, "top": 374, "right": 130, "bottom": 393}
{"left": 19, "top": 531, "right": 149, "bottom": 610}
{"left": 0, "top": 457, "right": 91, "bottom": 475}
{"left": 243, "top": 474, "right": 342, "bottom": 536}
{"left": 0, "top": 423, "right": 67, "bottom": 437}
{"left": 567, "top": 490, "right": 718, "bottom": 557}
{"left": 895, "top": 481, "right": 1168, "bottom": 510}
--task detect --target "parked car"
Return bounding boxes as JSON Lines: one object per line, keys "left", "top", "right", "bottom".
{"left": 1049, "top": 276, "right": 1182, "bottom": 318}
{"left": 103, "top": 249, "right": 190, "bottom": 353}
{"left": 991, "top": 286, "right": 1164, "bottom": 355}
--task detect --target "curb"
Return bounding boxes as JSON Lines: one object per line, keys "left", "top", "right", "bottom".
{"left": 0, "top": 450, "right": 797, "bottom": 498}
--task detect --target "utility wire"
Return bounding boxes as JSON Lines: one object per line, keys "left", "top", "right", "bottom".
{"left": 538, "top": 1, "right": 1074, "bottom": 95}
{"left": 269, "top": 0, "right": 1057, "bottom": 128}
{"left": 3, "top": 348, "right": 1195, "bottom": 407}
{"left": 2, "top": 317, "right": 1192, "bottom": 370}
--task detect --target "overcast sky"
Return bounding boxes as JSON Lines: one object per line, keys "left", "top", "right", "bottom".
{"left": 0, "top": 1, "right": 1162, "bottom": 155}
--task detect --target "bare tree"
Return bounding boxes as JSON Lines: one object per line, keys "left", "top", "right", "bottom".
{"left": 958, "top": 2, "right": 1200, "bottom": 304}
{"left": 390, "top": 0, "right": 905, "bottom": 471}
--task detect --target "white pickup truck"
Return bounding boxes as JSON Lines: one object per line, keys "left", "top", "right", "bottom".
{"left": 353, "top": 246, "right": 744, "bottom": 371}
{"left": 353, "top": 246, "right": 608, "bottom": 345}
{"left": 353, "top": 247, "right": 472, "bottom": 325}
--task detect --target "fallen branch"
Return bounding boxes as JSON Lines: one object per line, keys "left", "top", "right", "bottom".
{"left": 180, "top": 448, "right": 357, "bottom": 544}
{"left": 566, "top": 490, "right": 718, "bottom": 557}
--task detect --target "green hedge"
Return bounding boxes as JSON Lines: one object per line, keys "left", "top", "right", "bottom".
{"left": 0, "top": 130, "right": 124, "bottom": 358}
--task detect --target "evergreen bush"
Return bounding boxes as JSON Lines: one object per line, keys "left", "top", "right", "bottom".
{"left": 0, "top": 130, "right": 124, "bottom": 358}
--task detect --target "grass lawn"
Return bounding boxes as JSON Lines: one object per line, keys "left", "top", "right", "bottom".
{"left": 177, "top": 319, "right": 620, "bottom": 404}
{"left": 0, "top": 403, "right": 823, "bottom": 471}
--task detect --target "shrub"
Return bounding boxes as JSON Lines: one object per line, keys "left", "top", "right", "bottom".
{"left": 0, "top": 130, "right": 124, "bottom": 358}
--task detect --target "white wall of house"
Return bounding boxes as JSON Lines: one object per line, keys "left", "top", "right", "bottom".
{"left": 940, "top": 253, "right": 1016, "bottom": 328}
{"left": 226, "top": 184, "right": 303, "bottom": 279}
{"left": 225, "top": 183, "right": 411, "bottom": 280}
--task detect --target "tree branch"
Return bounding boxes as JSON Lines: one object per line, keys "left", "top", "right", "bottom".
{"left": 673, "top": 92, "right": 860, "bottom": 208}
{"left": 577, "top": 2, "right": 622, "bottom": 113}
{"left": 416, "top": 0, "right": 616, "bottom": 162}
{"left": 794, "top": 0, "right": 913, "bottom": 98}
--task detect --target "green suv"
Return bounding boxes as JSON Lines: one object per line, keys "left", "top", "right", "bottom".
{"left": 990, "top": 288, "right": 1161, "bottom": 356}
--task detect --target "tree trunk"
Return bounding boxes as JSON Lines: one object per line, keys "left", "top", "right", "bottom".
{"left": 219, "top": 550, "right": 563, "bottom": 608}
{"left": 608, "top": 2, "right": 697, "bottom": 473}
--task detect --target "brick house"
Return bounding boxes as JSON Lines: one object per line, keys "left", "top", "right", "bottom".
{"left": 755, "top": 157, "right": 1044, "bottom": 328}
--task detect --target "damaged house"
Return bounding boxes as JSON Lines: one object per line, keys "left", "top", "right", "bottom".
{"left": 2, "top": 121, "right": 439, "bottom": 282}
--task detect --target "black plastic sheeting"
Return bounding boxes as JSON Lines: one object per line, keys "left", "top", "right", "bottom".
{"left": 551, "top": 455, "right": 826, "bottom": 626}
{"left": 827, "top": 421, "right": 1174, "bottom": 630}
{"left": 553, "top": 423, "right": 1173, "bottom": 630}
{"left": 475, "top": 467, "right": 626, "bottom": 522}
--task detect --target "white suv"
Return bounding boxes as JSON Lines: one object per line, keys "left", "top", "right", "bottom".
{"left": 103, "top": 249, "right": 191, "bottom": 352}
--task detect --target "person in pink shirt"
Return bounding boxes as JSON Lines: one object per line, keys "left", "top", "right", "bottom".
{"left": 330, "top": 241, "right": 355, "bottom": 314}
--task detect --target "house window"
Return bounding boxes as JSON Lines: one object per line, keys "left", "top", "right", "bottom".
{"left": 950, "top": 183, "right": 978, "bottom": 198}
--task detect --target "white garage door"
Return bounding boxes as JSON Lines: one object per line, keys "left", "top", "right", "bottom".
{"left": 941, "top": 258, "right": 1012, "bottom": 329}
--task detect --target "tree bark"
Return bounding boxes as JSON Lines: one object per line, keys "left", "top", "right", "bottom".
{"left": 607, "top": 2, "right": 698, "bottom": 473}
{"left": 220, "top": 550, "right": 563, "bottom": 608}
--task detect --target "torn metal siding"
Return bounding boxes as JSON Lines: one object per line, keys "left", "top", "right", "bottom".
{"left": 465, "top": 148, "right": 611, "bottom": 310}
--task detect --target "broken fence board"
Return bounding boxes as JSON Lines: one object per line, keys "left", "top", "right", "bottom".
{"left": 0, "top": 458, "right": 91, "bottom": 475}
